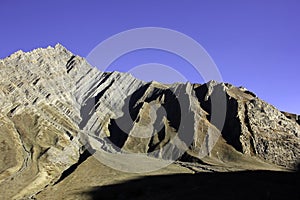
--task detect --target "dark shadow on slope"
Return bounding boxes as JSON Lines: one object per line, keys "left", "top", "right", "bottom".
{"left": 107, "top": 84, "right": 152, "bottom": 149}
{"left": 107, "top": 83, "right": 187, "bottom": 152}
{"left": 53, "top": 149, "right": 95, "bottom": 185}
{"left": 107, "top": 118, "right": 130, "bottom": 148}
{"left": 128, "top": 83, "right": 152, "bottom": 121}
{"left": 194, "top": 84, "right": 243, "bottom": 152}
{"left": 220, "top": 97, "right": 243, "bottom": 152}
{"left": 83, "top": 72, "right": 113, "bottom": 104}
{"left": 79, "top": 79, "right": 115, "bottom": 129}
{"left": 193, "top": 84, "right": 211, "bottom": 120}
{"left": 66, "top": 55, "right": 76, "bottom": 73}
{"left": 83, "top": 170, "right": 300, "bottom": 200}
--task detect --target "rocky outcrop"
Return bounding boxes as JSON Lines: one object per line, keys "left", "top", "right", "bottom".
{"left": 282, "top": 111, "right": 300, "bottom": 125}
{"left": 0, "top": 45, "right": 299, "bottom": 199}
{"left": 0, "top": 45, "right": 85, "bottom": 199}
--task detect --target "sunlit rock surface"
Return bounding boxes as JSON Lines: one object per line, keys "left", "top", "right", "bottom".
{"left": 0, "top": 45, "right": 299, "bottom": 199}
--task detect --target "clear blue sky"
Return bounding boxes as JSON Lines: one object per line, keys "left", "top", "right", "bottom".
{"left": 1, "top": 0, "right": 299, "bottom": 114}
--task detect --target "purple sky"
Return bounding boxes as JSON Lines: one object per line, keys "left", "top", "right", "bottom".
{"left": 1, "top": 0, "right": 299, "bottom": 114}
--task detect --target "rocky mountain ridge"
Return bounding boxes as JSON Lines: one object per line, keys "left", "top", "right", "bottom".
{"left": 0, "top": 44, "right": 299, "bottom": 199}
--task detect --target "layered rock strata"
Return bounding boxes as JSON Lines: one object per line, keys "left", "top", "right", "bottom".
{"left": 0, "top": 45, "right": 299, "bottom": 199}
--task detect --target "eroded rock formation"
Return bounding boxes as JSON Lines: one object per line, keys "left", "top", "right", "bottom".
{"left": 0, "top": 45, "right": 299, "bottom": 199}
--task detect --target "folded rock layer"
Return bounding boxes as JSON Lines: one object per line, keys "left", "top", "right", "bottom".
{"left": 0, "top": 45, "right": 299, "bottom": 199}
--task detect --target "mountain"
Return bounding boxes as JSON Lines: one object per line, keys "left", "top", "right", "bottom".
{"left": 0, "top": 44, "right": 299, "bottom": 199}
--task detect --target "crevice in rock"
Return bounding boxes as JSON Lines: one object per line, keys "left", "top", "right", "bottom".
{"left": 32, "top": 78, "right": 40, "bottom": 86}
{"left": 244, "top": 90, "right": 256, "bottom": 97}
{"left": 9, "top": 105, "right": 19, "bottom": 116}
{"left": 83, "top": 72, "right": 113, "bottom": 101}
{"left": 65, "top": 130, "right": 74, "bottom": 140}
{"left": 66, "top": 55, "right": 76, "bottom": 73}
{"left": 32, "top": 97, "right": 38, "bottom": 105}
{"left": 94, "top": 79, "right": 115, "bottom": 110}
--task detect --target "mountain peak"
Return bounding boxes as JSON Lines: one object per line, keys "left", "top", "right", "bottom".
{"left": 0, "top": 46, "right": 299, "bottom": 199}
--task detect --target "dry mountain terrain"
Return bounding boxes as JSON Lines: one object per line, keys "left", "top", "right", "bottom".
{"left": 0, "top": 44, "right": 299, "bottom": 199}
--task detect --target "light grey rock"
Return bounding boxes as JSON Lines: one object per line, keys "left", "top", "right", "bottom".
{"left": 0, "top": 45, "right": 299, "bottom": 199}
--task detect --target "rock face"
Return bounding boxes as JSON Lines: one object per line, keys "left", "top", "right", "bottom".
{"left": 0, "top": 45, "right": 299, "bottom": 199}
